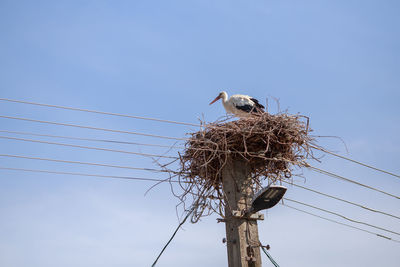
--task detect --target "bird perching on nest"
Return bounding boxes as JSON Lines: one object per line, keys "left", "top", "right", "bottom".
{"left": 209, "top": 91, "right": 265, "bottom": 118}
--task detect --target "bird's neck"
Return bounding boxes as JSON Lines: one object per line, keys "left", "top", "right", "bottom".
{"left": 220, "top": 92, "right": 228, "bottom": 103}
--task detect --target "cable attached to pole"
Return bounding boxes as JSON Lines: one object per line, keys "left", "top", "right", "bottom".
{"left": 151, "top": 207, "right": 195, "bottom": 267}
{"left": 261, "top": 246, "right": 280, "bottom": 267}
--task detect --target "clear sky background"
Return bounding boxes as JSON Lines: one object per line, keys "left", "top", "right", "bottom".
{"left": 0, "top": 1, "right": 399, "bottom": 266}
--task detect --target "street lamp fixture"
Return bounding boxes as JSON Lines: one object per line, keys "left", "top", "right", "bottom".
{"left": 247, "top": 185, "right": 287, "bottom": 214}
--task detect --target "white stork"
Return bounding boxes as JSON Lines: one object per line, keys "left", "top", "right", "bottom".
{"left": 209, "top": 91, "right": 265, "bottom": 117}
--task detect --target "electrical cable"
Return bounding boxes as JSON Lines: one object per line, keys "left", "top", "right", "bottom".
{"left": 0, "top": 97, "right": 200, "bottom": 127}
{"left": 282, "top": 181, "right": 400, "bottom": 220}
{"left": 0, "top": 129, "right": 215, "bottom": 153}
{"left": 1, "top": 164, "right": 399, "bottom": 244}
{"left": 309, "top": 165, "right": 400, "bottom": 200}
{"left": 0, "top": 130, "right": 181, "bottom": 149}
{"left": 0, "top": 166, "right": 179, "bottom": 182}
{"left": 311, "top": 145, "right": 400, "bottom": 179}
{"left": 0, "top": 153, "right": 174, "bottom": 173}
{"left": 0, "top": 98, "right": 306, "bottom": 134}
{"left": 2, "top": 98, "right": 399, "bottom": 180}
{"left": 0, "top": 129, "right": 291, "bottom": 158}
{"left": 284, "top": 198, "right": 400, "bottom": 236}
{"left": 1, "top": 133, "right": 398, "bottom": 201}
{"left": 283, "top": 204, "right": 400, "bottom": 243}
{"left": 0, "top": 136, "right": 179, "bottom": 159}
{"left": 151, "top": 207, "right": 195, "bottom": 267}
{"left": 1, "top": 134, "right": 398, "bottom": 201}
{"left": 1, "top": 117, "right": 399, "bottom": 200}
{"left": 261, "top": 246, "right": 280, "bottom": 267}
{"left": 0, "top": 129, "right": 228, "bottom": 155}
{"left": 3, "top": 153, "right": 398, "bottom": 221}
{"left": 0, "top": 115, "right": 187, "bottom": 141}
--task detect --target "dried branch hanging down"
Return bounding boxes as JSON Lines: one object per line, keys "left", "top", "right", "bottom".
{"left": 169, "top": 112, "right": 317, "bottom": 223}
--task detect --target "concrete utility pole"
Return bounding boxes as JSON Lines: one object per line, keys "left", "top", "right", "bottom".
{"left": 222, "top": 158, "right": 263, "bottom": 267}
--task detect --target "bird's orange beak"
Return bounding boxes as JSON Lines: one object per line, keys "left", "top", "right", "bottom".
{"left": 209, "top": 95, "right": 221, "bottom": 105}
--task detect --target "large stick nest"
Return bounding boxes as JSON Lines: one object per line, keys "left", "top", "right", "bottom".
{"left": 170, "top": 113, "right": 316, "bottom": 222}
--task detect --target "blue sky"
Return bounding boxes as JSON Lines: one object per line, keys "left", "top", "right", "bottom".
{"left": 0, "top": 1, "right": 399, "bottom": 266}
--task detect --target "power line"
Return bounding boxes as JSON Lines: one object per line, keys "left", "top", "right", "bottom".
{"left": 0, "top": 99, "right": 258, "bottom": 134}
{"left": 2, "top": 163, "right": 399, "bottom": 244}
{"left": 311, "top": 145, "right": 400, "bottom": 179}
{"left": 284, "top": 198, "right": 400, "bottom": 237}
{"left": 3, "top": 117, "right": 398, "bottom": 187}
{"left": 2, "top": 98, "right": 399, "bottom": 181}
{"left": 0, "top": 136, "right": 179, "bottom": 159}
{"left": 0, "top": 129, "right": 288, "bottom": 158}
{"left": 6, "top": 156, "right": 396, "bottom": 238}
{"left": 0, "top": 153, "right": 174, "bottom": 173}
{"left": 2, "top": 165, "right": 399, "bottom": 245}
{"left": 0, "top": 98, "right": 307, "bottom": 136}
{"left": 0, "top": 97, "right": 200, "bottom": 127}
{"left": 1, "top": 114, "right": 399, "bottom": 186}
{"left": 4, "top": 152, "right": 398, "bottom": 221}
{"left": 0, "top": 166, "right": 179, "bottom": 182}
{"left": 0, "top": 98, "right": 310, "bottom": 137}
{"left": 2, "top": 133, "right": 398, "bottom": 200}
{"left": 2, "top": 132, "right": 398, "bottom": 201}
{"left": 283, "top": 204, "right": 400, "bottom": 244}
{"left": 151, "top": 207, "right": 195, "bottom": 267}
{"left": 283, "top": 181, "right": 400, "bottom": 220}
{"left": 4, "top": 152, "right": 398, "bottom": 220}
{"left": 0, "top": 130, "right": 180, "bottom": 149}
{"left": 0, "top": 115, "right": 187, "bottom": 141}
{"left": 2, "top": 116, "right": 399, "bottom": 200}
{"left": 260, "top": 246, "right": 280, "bottom": 267}
{"left": 309, "top": 165, "right": 400, "bottom": 200}
{"left": 0, "top": 129, "right": 215, "bottom": 152}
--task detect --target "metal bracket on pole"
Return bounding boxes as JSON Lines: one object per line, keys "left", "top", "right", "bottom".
{"left": 245, "top": 256, "right": 257, "bottom": 262}
{"left": 216, "top": 211, "right": 264, "bottom": 223}
{"left": 232, "top": 210, "right": 264, "bottom": 220}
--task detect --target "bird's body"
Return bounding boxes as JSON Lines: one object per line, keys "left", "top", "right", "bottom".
{"left": 209, "top": 91, "right": 265, "bottom": 117}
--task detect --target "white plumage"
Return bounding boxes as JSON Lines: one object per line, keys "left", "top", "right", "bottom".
{"left": 209, "top": 91, "right": 265, "bottom": 117}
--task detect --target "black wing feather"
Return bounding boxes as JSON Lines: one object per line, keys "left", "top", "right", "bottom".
{"left": 235, "top": 104, "right": 256, "bottom": 113}
{"left": 234, "top": 97, "right": 265, "bottom": 114}
{"left": 250, "top": 98, "right": 265, "bottom": 110}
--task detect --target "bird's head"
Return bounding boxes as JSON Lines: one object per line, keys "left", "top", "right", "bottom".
{"left": 209, "top": 91, "right": 227, "bottom": 105}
